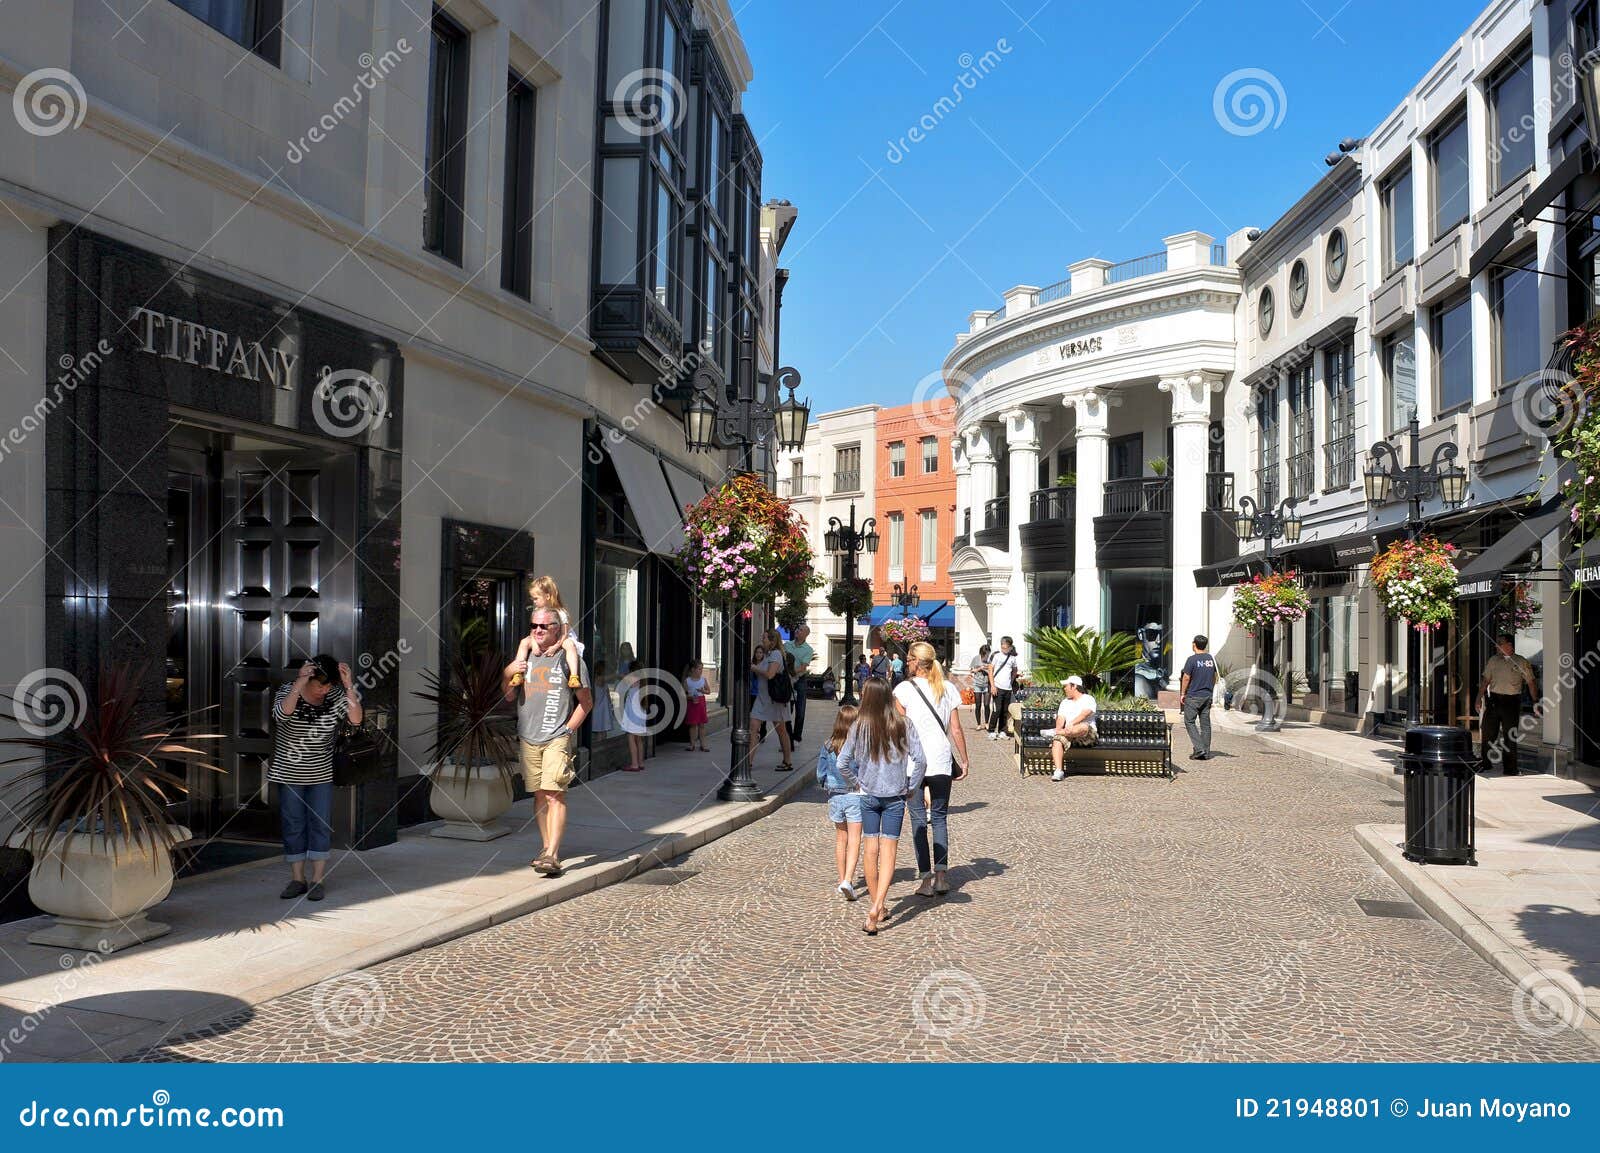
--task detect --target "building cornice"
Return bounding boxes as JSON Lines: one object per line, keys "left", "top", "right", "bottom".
{"left": 1235, "top": 156, "right": 1363, "bottom": 274}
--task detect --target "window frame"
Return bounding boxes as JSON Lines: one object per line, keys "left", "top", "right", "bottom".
{"left": 833, "top": 444, "right": 861, "bottom": 493}
{"left": 919, "top": 509, "right": 938, "bottom": 568}
{"left": 1428, "top": 107, "right": 1471, "bottom": 242}
{"left": 1258, "top": 285, "right": 1275, "bottom": 337}
{"left": 500, "top": 71, "right": 538, "bottom": 299}
{"left": 1430, "top": 290, "right": 1474, "bottom": 417}
{"left": 1255, "top": 383, "right": 1281, "bottom": 505}
{"left": 1326, "top": 228, "right": 1347, "bottom": 287}
{"left": 424, "top": 8, "right": 472, "bottom": 266}
{"left": 1491, "top": 247, "right": 1541, "bottom": 392}
{"left": 1322, "top": 340, "right": 1355, "bottom": 491}
{"left": 1488, "top": 46, "right": 1535, "bottom": 193}
{"left": 921, "top": 435, "right": 939, "bottom": 473}
{"left": 1381, "top": 164, "right": 1415, "bottom": 274}
{"left": 886, "top": 512, "right": 905, "bottom": 572}
{"left": 1288, "top": 260, "right": 1309, "bottom": 315}
{"left": 888, "top": 440, "right": 906, "bottom": 478}
{"left": 1287, "top": 362, "right": 1315, "bottom": 501}
{"left": 167, "top": 0, "right": 282, "bottom": 65}
{"left": 1383, "top": 330, "right": 1418, "bottom": 436}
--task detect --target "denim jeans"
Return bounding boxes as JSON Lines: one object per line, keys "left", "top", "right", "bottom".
{"left": 1182, "top": 693, "right": 1212, "bottom": 755}
{"left": 860, "top": 793, "right": 906, "bottom": 839}
{"left": 788, "top": 685, "right": 809, "bottom": 743}
{"left": 909, "top": 774, "right": 952, "bottom": 875}
{"left": 279, "top": 782, "right": 334, "bottom": 862}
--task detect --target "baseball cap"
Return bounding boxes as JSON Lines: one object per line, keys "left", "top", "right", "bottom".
{"left": 1063, "top": 675, "right": 1084, "bottom": 688}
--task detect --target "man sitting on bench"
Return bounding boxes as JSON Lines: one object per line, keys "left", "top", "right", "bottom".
{"left": 1050, "top": 675, "right": 1098, "bottom": 782}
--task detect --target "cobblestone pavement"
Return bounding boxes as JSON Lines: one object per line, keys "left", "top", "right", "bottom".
{"left": 136, "top": 720, "right": 1595, "bottom": 1062}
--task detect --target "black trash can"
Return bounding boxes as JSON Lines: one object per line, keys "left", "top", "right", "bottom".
{"left": 1401, "top": 725, "right": 1477, "bottom": 866}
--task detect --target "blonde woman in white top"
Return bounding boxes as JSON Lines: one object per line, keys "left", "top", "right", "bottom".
{"left": 893, "top": 641, "right": 969, "bottom": 897}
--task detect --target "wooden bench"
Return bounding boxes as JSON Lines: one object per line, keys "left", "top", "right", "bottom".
{"left": 1016, "top": 707, "right": 1174, "bottom": 779}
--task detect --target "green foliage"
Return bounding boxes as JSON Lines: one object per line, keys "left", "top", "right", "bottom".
{"left": 1023, "top": 626, "right": 1141, "bottom": 691}
{"left": 775, "top": 599, "right": 808, "bottom": 632}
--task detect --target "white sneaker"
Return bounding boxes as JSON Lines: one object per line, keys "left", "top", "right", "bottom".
{"left": 1051, "top": 769, "right": 1065, "bottom": 782}
{"left": 837, "top": 882, "right": 856, "bottom": 902}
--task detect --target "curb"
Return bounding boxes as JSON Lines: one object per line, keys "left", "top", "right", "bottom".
{"left": 1354, "top": 823, "right": 1600, "bottom": 1051}
{"left": 111, "top": 765, "right": 819, "bottom": 1059}
{"left": 1217, "top": 715, "right": 1403, "bottom": 794}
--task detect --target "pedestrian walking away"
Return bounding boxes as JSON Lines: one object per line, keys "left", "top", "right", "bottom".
{"left": 836, "top": 679, "right": 928, "bottom": 935}
{"left": 814, "top": 704, "right": 862, "bottom": 901}
{"left": 505, "top": 610, "right": 593, "bottom": 877}
{"left": 1477, "top": 633, "right": 1539, "bottom": 776}
{"left": 751, "top": 629, "right": 795, "bottom": 771}
{"left": 893, "top": 642, "right": 969, "bottom": 898}
{"left": 783, "top": 625, "right": 815, "bottom": 744}
{"left": 969, "top": 644, "right": 991, "bottom": 728}
{"left": 1179, "top": 634, "right": 1217, "bottom": 760}
{"left": 1048, "top": 676, "right": 1097, "bottom": 782}
{"left": 272, "top": 654, "right": 362, "bottom": 903}
{"left": 987, "top": 636, "right": 1018, "bottom": 740}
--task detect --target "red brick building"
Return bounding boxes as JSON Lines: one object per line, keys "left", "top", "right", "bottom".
{"left": 871, "top": 399, "right": 957, "bottom": 632}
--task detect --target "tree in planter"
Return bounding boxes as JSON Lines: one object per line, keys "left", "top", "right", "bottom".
{"left": 1, "top": 663, "right": 222, "bottom": 952}
{"left": 412, "top": 650, "right": 522, "bottom": 841}
{"left": 1024, "top": 626, "right": 1141, "bottom": 692}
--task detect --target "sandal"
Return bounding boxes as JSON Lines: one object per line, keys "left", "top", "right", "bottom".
{"left": 530, "top": 854, "right": 560, "bottom": 875}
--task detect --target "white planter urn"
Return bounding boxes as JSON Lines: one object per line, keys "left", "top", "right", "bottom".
{"left": 428, "top": 763, "right": 514, "bottom": 841}
{"left": 14, "top": 827, "right": 191, "bottom": 954}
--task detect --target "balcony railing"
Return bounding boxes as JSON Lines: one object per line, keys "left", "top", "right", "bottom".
{"left": 1205, "top": 471, "right": 1234, "bottom": 511}
{"left": 1102, "top": 477, "right": 1171, "bottom": 515}
{"left": 1033, "top": 278, "right": 1072, "bottom": 306}
{"left": 1210, "top": 242, "right": 1228, "bottom": 266}
{"left": 984, "top": 496, "right": 1009, "bottom": 530}
{"left": 1027, "top": 485, "right": 1076, "bottom": 522}
{"left": 832, "top": 470, "right": 861, "bottom": 493}
{"left": 779, "top": 474, "right": 821, "bottom": 498}
{"left": 1106, "top": 251, "right": 1166, "bottom": 283}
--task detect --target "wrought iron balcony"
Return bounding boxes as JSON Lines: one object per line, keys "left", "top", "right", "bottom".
{"left": 1021, "top": 486, "right": 1075, "bottom": 568}
{"left": 1027, "top": 485, "right": 1076, "bottom": 523}
{"left": 1205, "top": 471, "right": 1234, "bottom": 511}
{"left": 1102, "top": 477, "right": 1172, "bottom": 515}
{"left": 973, "top": 496, "right": 1009, "bottom": 550}
{"left": 779, "top": 474, "right": 821, "bottom": 499}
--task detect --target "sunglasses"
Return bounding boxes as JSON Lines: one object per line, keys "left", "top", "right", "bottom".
{"left": 529, "top": 622, "right": 557, "bottom": 631}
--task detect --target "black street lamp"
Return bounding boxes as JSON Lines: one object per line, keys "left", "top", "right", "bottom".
{"left": 827, "top": 503, "right": 878, "bottom": 706}
{"left": 1233, "top": 493, "right": 1302, "bottom": 732}
{"left": 893, "top": 581, "right": 919, "bottom": 617}
{"left": 1363, "top": 412, "right": 1468, "bottom": 728}
{"left": 682, "top": 355, "right": 810, "bottom": 802}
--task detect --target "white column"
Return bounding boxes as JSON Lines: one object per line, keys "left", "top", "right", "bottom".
{"left": 1068, "top": 390, "right": 1110, "bottom": 633}
{"left": 1161, "top": 372, "right": 1223, "bottom": 686}
{"left": 964, "top": 424, "right": 997, "bottom": 523}
{"left": 952, "top": 435, "right": 971, "bottom": 543}
{"left": 1003, "top": 407, "right": 1042, "bottom": 664}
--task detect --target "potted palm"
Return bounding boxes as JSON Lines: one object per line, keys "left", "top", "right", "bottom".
{"left": 413, "top": 651, "right": 521, "bottom": 841}
{"left": 2, "top": 663, "right": 221, "bottom": 953}
{"left": 1024, "top": 625, "right": 1142, "bottom": 693}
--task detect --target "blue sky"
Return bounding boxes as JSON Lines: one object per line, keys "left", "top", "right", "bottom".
{"left": 736, "top": 0, "right": 1490, "bottom": 415}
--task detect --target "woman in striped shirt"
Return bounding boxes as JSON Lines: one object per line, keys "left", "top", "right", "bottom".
{"left": 272, "top": 654, "right": 362, "bottom": 902}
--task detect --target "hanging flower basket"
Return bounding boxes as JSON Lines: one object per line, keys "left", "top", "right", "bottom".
{"left": 826, "top": 577, "right": 874, "bottom": 620}
{"left": 1553, "top": 323, "right": 1600, "bottom": 554}
{"left": 880, "top": 616, "right": 930, "bottom": 648}
{"left": 676, "top": 473, "right": 821, "bottom": 611}
{"left": 1371, "top": 536, "right": 1459, "bottom": 633}
{"left": 1493, "top": 580, "right": 1540, "bottom": 634}
{"left": 1230, "top": 569, "right": 1310, "bottom": 634}
{"left": 775, "top": 598, "right": 809, "bottom": 633}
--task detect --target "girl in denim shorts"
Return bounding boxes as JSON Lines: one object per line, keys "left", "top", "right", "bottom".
{"left": 837, "top": 680, "right": 928, "bottom": 935}
{"left": 815, "top": 704, "right": 860, "bottom": 902}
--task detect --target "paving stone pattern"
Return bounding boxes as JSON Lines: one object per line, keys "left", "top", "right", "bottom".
{"left": 136, "top": 722, "right": 1595, "bottom": 1062}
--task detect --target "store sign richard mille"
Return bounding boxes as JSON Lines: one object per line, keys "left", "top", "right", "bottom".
{"left": 126, "top": 307, "right": 386, "bottom": 419}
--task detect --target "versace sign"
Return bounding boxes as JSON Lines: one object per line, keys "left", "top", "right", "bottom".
{"left": 1058, "top": 336, "right": 1104, "bottom": 360}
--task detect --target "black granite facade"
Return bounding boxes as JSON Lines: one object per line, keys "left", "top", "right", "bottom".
{"left": 45, "top": 227, "right": 405, "bottom": 849}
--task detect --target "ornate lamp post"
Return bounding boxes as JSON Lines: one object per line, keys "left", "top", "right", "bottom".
{"left": 826, "top": 504, "right": 878, "bottom": 706}
{"left": 1363, "top": 413, "right": 1468, "bottom": 728}
{"left": 1233, "top": 493, "right": 1302, "bottom": 732}
{"left": 893, "top": 581, "right": 919, "bottom": 617}
{"left": 682, "top": 356, "right": 810, "bottom": 802}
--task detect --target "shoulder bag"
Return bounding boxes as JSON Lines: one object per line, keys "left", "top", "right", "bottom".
{"left": 910, "top": 681, "right": 966, "bottom": 779}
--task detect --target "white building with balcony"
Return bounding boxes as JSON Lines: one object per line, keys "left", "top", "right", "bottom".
{"left": 944, "top": 230, "right": 1250, "bottom": 677}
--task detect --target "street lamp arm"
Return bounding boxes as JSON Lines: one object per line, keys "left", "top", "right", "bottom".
{"left": 1369, "top": 439, "right": 1402, "bottom": 476}
{"left": 1427, "top": 441, "right": 1459, "bottom": 476}
{"left": 1237, "top": 494, "right": 1261, "bottom": 520}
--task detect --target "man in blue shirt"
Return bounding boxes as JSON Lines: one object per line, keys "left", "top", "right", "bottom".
{"left": 1178, "top": 634, "right": 1217, "bottom": 760}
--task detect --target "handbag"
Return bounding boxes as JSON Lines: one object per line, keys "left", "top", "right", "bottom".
{"left": 331, "top": 725, "right": 357, "bottom": 787}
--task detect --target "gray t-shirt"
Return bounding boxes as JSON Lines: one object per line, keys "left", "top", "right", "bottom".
{"left": 517, "top": 652, "right": 591, "bottom": 745}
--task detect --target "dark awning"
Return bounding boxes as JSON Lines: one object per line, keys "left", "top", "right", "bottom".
{"left": 1454, "top": 502, "right": 1569, "bottom": 598}
{"left": 1280, "top": 531, "right": 1378, "bottom": 573}
{"left": 1467, "top": 148, "right": 1587, "bottom": 279}
{"left": 1565, "top": 535, "right": 1600, "bottom": 588}
{"left": 1193, "top": 555, "right": 1272, "bottom": 588}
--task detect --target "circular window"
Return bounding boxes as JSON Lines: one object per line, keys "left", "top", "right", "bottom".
{"left": 1326, "top": 228, "right": 1347, "bottom": 288}
{"left": 1258, "top": 286, "right": 1275, "bottom": 336}
{"left": 1288, "top": 260, "right": 1308, "bottom": 314}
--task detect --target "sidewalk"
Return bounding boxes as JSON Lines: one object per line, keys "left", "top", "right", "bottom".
{"left": 1216, "top": 709, "right": 1600, "bottom": 1045}
{"left": 0, "top": 705, "right": 833, "bottom": 1062}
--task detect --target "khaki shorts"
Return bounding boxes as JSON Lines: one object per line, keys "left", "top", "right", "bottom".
{"left": 520, "top": 736, "right": 576, "bottom": 792}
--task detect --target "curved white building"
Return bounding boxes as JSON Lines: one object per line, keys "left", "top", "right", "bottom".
{"left": 945, "top": 230, "right": 1251, "bottom": 676}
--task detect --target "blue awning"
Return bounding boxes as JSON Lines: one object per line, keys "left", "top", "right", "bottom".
{"left": 862, "top": 601, "right": 952, "bottom": 628}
